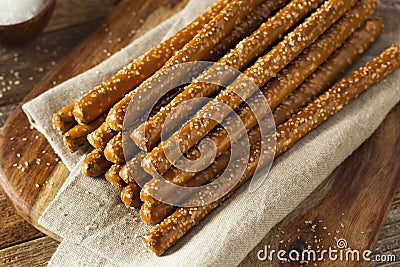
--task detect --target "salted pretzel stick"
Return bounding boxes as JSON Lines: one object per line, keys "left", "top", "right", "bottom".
{"left": 275, "top": 45, "right": 400, "bottom": 153}
{"left": 72, "top": 0, "right": 228, "bottom": 125}
{"left": 140, "top": 125, "right": 261, "bottom": 204}
{"left": 104, "top": 132, "right": 140, "bottom": 163}
{"left": 119, "top": 154, "right": 150, "bottom": 208}
{"left": 100, "top": 83, "right": 185, "bottom": 162}
{"left": 143, "top": 44, "right": 400, "bottom": 256}
{"left": 139, "top": 17, "right": 383, "bottom": 221}
{"left": 113, "top": 81, "right": 206, "bottom": 183}
{"left": 82, "top": 149, "right": 112, "bottom": 177}
{"left": 119, "top": 152, "right": 150, "bottom": 184}
{"left": 63, "top": 114, "right": 106, "bottom": 153}
{"left": 107, "top": 0, "right": 268, "bottom": 131}
{"left": 134, "top": 0, "right": 374, "bottom": 194}
{"left": 114, "top": 0, "right": 298, "bottom": 203}
{"left": 140, "top": 15, "right": 383, "bottom": 225}
{"left": 203, "top": 0, "right": 289, "bottom": 62}
{"left": 52, "top": 103, "right": 76, "bottom": 135}
{"left": 134, "top": 0, "right": 288, "bottom": 141}
{"left": 132, "top": 0, "right": 324, "bottom": 151}
{"left": 274, "top": 18, "right": 383, "bottom": 125}
{"left": 87, "top": 122, "right": 117, "bottom": 150}
{"left": 140, "top": 130, "right": 259, "bottom": 224}
{"left": 121, "top": 183, "right": 142, "bottom": 208}
{"left": 105, "top": 164, "right": 126, "bottom": 188}
{"left": 110, "top": 0, "right": 289, "bottom": 134}
{"left": 142, "top": 0, "right": 370, "bottom": 176}
{"left": 119, "top": 162, "right": 135, "bottom": 184}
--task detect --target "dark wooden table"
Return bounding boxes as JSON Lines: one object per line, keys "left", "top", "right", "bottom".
{"left": 0, "top": 1, "right": 399, "bottom": 266}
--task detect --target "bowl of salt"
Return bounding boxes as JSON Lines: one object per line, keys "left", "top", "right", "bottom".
{"left": 0, "top": 0, "right": 56, "bottom": 45}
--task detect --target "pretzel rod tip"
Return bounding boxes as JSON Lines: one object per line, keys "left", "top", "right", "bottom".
{"left": 121, "top": 183, "right": 142, "bottom": 208}
{"left": 82, "top": 149, "right": 112, "bottom": 177}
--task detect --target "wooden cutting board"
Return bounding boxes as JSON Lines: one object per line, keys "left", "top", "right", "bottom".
{"left": 0, "top": 0, "right": 189, "bottom": 236}
{"left": 0, "top": 0, "right": 398, "bottom": 265}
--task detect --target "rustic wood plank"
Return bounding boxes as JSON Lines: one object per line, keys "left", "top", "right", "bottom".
{"left": 45, "top": 0, "right": 119, "bottom": 32}
{"left": 0, "top": 21, "right": 100, "bottom": 107}
{"left": 0, "top": 0, "right": 120, "bottom": 109}
{"left": 239, "top": 103, "right": 400, "bottom": 267}
{"left": 0, "top": 0, "right": 398, "bottom": 266}
{"left": 0, "top": 103, "right": 18, "bottom": 127}
{"left": 0, "top": 190, "right": 44, "bottom": 250}
{"left": 0, "top": 236, "right": 58, "bottom": 267}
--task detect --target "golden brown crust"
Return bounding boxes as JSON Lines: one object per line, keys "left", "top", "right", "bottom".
{"left": 139, "top": 126, "right": 261, "bottom": 225}
{"left": 119, "top": 163, "right": 132, "bottom": 184}
{"left": 63, "top": 114, "right": 106, "bottom": 153}
{"left": 132, "top": 0, "right": 322, "bottom": 151}
{"left": 142, "top": 0, "right": 371, "bottom": 177}
{"left": 87, "top": 122, "right": 117, "bottom": 150}
{"left": 119, "top": 152, "right": 150, "bottom": 185}
{"left": 82, "top": 149, "right": 112, "bottom": 177}
{"left": 273, "top": 18, "right": 383, "bottom": 125}
{"left": 276, "top": 44, "right": 400, "bottom": 155}
{"left": 72, "top": 0, "right": 229, "bottom": 125}
{"left": 103, "top": 132, "right": 140, "bottom": 163}
{"left": 140, "top": 202, "right": 175, "bottom": 225}
{"left": 143, "top": 44, "right": 400, "bottom": 256}
{"left": 52, "top": 103, "right": 76, "bottom": 135}
{"left": 203, "top": 0, "right": 289, "bottom": 62}
{"left": 105, "top": 164, "right": 126, "bottom": 188}
{"left": 106, "top": 0, "right": 267, "bottom": 131}
{"left": 121, "top": 183, "right": 142, "bottom": 208}
{"left": 143, "top": 140, "right": 264, "bottom": 256}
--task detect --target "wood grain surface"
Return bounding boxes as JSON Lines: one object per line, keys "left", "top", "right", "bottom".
{"left": 0, "top": 0, "right": 399, "bottom": 266}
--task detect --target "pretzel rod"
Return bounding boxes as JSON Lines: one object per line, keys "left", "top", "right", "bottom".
{"left": 106, "top": 0, "right": 266, "bottom": 131}
{"left": 87, "top": 122, "right": 117, "bottom": 150}
{"left": 52, "top": 103, "right": 76, "bottom": 135}
{"left": 132, "top": 0, "right": 323, "bottom": 151}
{"left": 73, "top": 74, "right": 187, "bottom": 154}
{"left": 121, "top": 183, "right": 142, "bottom": 208}
{"left": 142, "top": 0, "right": 367, "bottom": 176}
{"left": 103, "top": 131, "right": 140, "bottom": 164}
{"left": 276, "top": 45, "right": 399, "bottom": 154}
{"left": 140, "top": 201, "right": 175, "bottom": 225}
{"left": 143, "top": 44, "right": 400, "bottom": 256}
{"left": 262, "top": 0, "right": 376, "bottom": 114}
{"left": 100, "top": 82, "right": 186, "bottom": 162}
{"left": 71, "top": 0, "right": 228, "bottom": 125}
{"left": 87, "top": 50, "right": 192, "bottom": 150}
{"left": 112, "top": 80, "right": 249, "bottom": 200}
{"left": 106, "top": 17, "right": 383, "bottom": 212}
{"left": 140, "top": 125, "right": 261, "bottom": 205}
{"left": 203, "top": 0, "right": 289, "bottom": 62}
{"left": 119, "top": 162, "right": 135, "bottom": 184}
{"left": 63, "top": 114, "right": 106, "bottom": 153}
{"left": 117, "top": 153, "right": 152, "bottom": 208}
{"left": 139, "top": 146, "right": 236, "bottom": 224}
{"left": 142, "top": 139, "right": 265, "bottom": 255}
{"left": 140, "top": 15, "right": 383, "bottom": 218}
{"left": 274, "top": 18, "right": 383, "bottom": 125}
{"left": 119, "top": 152, "right": 151, "bottom": 184}
{"left": 105, "top": 164, "right": 126, "bottom": 188}
{"left": 82, "top": 149, "right": 112, "bottom": 177}
{"left": 131, "top": 0, "right": 289, "bottom": 151}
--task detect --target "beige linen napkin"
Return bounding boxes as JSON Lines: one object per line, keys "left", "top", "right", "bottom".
{"left": 22, "top": 0, "right": 400, "bottom": 266}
